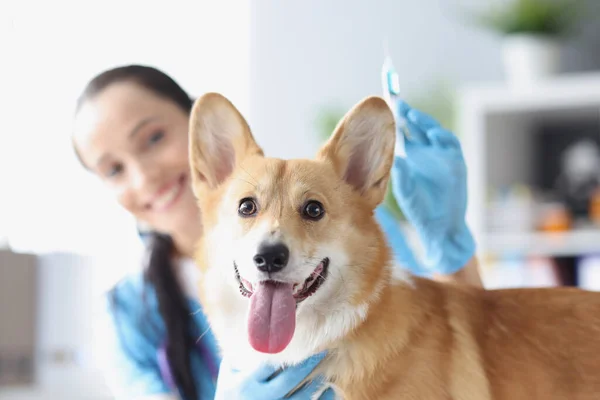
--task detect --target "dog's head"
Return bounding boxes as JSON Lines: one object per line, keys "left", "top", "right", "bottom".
{"left": 189, "top": 93, "right": 397, "bottom": 366}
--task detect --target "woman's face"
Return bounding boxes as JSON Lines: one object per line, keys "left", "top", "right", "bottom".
{"left": 73, "top": 81, "right": 199, "bottom": 236}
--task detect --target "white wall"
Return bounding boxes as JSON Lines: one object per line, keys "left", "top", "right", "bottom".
{"left": 248, "top": 0, "right": 600, "bottom": 160}
{"left": 248, "top": 0, "right": 504, "bottom": 159}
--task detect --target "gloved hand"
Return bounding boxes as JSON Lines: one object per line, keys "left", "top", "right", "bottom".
{"left": 214, "top": 351, "right": 335, "bottom": 400}
{"left": 390, "top": 101, "right": 476, "bottom": 275}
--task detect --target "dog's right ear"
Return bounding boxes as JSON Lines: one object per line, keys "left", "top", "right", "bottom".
{"left": 189, "top": 93, "right": 263, "bottom": 193}
{"left": 316, "top": 96, "right": 396, "bottom": 209}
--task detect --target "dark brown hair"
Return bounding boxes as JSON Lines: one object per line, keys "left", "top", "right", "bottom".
{"left": 75, "top": 65, "right": 198, "bottom": 400}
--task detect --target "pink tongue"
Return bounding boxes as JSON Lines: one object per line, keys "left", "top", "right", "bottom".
{"left": 248, "top": 281, "right": 296, "bottom": 354}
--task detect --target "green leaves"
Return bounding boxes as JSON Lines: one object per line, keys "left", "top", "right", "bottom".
{"left": 472, "top": 0, "right": 584, "bottom": 37}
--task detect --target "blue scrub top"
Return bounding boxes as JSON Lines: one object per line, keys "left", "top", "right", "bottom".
{"left": 101, "top": 271, "right": 221, "bottom": 399}
{"left": 99, "top": 205, "right": 420, "bottom": 399}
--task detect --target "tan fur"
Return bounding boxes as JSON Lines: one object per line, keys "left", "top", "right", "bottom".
{"left": 189, "top": 92, "right": 600, "bottom": 399}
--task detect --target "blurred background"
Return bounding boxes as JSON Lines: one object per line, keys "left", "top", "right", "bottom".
{"left": 2, "top": 0, "right": 600, "bottom": 398}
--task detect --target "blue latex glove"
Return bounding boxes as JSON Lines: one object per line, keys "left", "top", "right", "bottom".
{"left": 214, "top": 352, "right": 335, "bottom": 400}
{"left": 390, "top": 101, "right": 476, "bottom": 275}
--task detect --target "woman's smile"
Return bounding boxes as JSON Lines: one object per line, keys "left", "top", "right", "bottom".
{"left": 145, "top": 173, "right": 187, "bottom": 212}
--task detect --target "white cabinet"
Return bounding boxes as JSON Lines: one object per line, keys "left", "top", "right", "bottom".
{"left": 457, "top": 73, "right": 600, "bottom": 287}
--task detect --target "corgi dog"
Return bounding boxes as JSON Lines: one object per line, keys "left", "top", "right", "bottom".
{"left": 188, "top": 92, "right": 600, "bottom": 399}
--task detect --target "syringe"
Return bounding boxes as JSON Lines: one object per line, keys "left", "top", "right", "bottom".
{"left": 381, "top": 41, "right": 408, "bottom": 158}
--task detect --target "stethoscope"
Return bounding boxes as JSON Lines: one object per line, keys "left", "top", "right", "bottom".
{"left": 137, "top": 228, "right": 220, "bottom": 392}
{"left": 157, "top": 338, "right": 220, "bottom": 392}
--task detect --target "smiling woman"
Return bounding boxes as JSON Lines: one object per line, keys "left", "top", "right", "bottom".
{"left": 71, "top": 66, "right": 211, "bottom": 400}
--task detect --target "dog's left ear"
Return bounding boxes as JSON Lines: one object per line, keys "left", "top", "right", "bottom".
{"left": 317, "top": 96, "right": 396, "bottom": 208}
{"left": 189, "top": 93, "right": 263, "bottom": 193}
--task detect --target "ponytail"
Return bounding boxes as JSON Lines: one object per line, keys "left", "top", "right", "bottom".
{"left": 144, "top": 232, "right": 197, "bottom": 400}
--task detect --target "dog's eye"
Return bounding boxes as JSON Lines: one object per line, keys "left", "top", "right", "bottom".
{"left": 302, "top": 201, "right": 325, "bottom": 220}
{"left": 238, "top": 198, "right": 258, "bottom": 217}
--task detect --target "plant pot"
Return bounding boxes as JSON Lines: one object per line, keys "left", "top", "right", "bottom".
{"left": 502, "top": 34, "right": 562, "bottom": 87}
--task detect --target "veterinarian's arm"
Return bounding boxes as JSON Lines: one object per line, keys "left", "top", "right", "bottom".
{"left": 375, "top": 205, "right": 428, "bottom": 276}
{"left": 389, "top": 100, "right": 483, "bottom": 288}
{"left": 434, "top": 256, "right": 483, "bottom": 287}
{"left": 94, "top": 289, "right": 177, "bottom": 400}
{"left": 376, "top": 203, "right": 483, "bottom": 288}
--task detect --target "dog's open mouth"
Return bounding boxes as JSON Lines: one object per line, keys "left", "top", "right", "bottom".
{"left": 234, "top": 258, "right": 329, "bottom": 303}
{"left": 234, "top": 258, "right": 330, "bottom": 354}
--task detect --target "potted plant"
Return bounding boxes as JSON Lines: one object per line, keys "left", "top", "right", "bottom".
{"left": 471, "top": 0, "right": 583, "bottom": 86}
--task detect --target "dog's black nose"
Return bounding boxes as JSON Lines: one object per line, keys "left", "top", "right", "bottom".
{"left": 253, "top": 242, "right": 290, "bottom": 273}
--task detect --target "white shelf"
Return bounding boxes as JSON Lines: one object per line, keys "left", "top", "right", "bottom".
{"left": 458, "top": 72, "right": 600, "bottom": 113}
{"left": 482, "top": 228, "right": 600, "bottom": 258}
